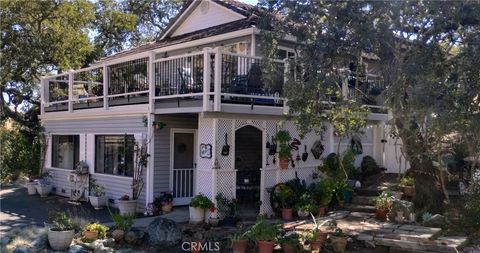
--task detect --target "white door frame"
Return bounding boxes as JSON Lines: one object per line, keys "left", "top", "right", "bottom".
{"left": 169, "top": 128, "right": 197, "bottom": 205}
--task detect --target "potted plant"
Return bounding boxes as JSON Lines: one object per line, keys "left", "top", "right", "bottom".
{"left": 334, "top": 180, "right": 352, "bottom": 209}
{"left": 400, "top": 176, "right": 415, "bottom": 197}
{"left": 373, "top": 190, "right": 393, "bottom": 220}
{"left": 83, "top": 222, "right": 109, "bottom": 241}
{"left": 329, "top": 221, "right": 348, "bottom": 253}
{"left": 25, "top": 177, "right": 38, "bottom": 195}
{"left": 109, "top": 210, "right": 134, "bottom": 242}
{"left": 89, "top": 179, "right": 107, "bottom": 210}
{"left": 276, "top": 130, "right": 292, "bottom": 169}
{"left": 159, "top": 191, "right": 173, "bottom": 213}
{"left": 118, "top": 139, "right": 149, "bottom": 216}
{"left": 280, "top": 233, "right": 301, "bottom": 253}
{"left": 230, "top": 228, "right": 250, "bottom": 253}
{"left": 208, "top": 206, "right": 220, "bottom": 226}
{"left": 47, "top": 211, "right": 76, "bottom": 250}
{"left": 294, "top": 193, "right": 318, "bottom": 218}
{"left": 275, "top": 184, "right": 295, "bottom": 220}
{"left": 311, "top": 179, "right": 334, "bottom": 216}
{"left": 36, "top": 171, "right": 52, "bottom": 197}
{"left": 249, "top": 217, "right": 280, "bottom": 253}
{"left": 306, "top": 215, "right": 329, "bottom": 251}
{"left": 189, "top": 193, "right": 213, "bottom": 224}
{"left": 216, "top": 193, "right": 238, "bottom": 226}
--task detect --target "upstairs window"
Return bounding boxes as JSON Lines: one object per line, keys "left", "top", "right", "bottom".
{"left": 51, "top": 135, "right": 79, "bottom": 169}
{"left": 95, "top": 135, "right": 135, "bottom": 177}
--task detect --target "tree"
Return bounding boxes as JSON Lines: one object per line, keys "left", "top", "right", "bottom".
{"left": 258, "top": 0, "right": 480, "bottom": 213}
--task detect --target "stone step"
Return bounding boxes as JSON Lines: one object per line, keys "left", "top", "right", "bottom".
{"left": 345, "top": 204, "right": 377, "bottom": 213}
{"left": 352, "top": 195, "right": 376, "bottom": 205}
{"left": 355, "top": 188, "right": 381, "bottom": 196}
{"left": 373, "top": 236, "right": 468, "bottom": 253}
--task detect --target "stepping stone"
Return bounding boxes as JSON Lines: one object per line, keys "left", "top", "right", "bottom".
{"left": 355, "top": 188, "right": 381, "bottom": 196}
{"left": 352, "top": 196, "right": 376, "bottom": 205}
{"left": 436, "top": 236, "right": 469, "bottom": 248}
{"left": 374, "top": 237, "right": 467, "bottom": 253}
{"left": 349, "top": 212, "right": 375, "bottom": 219}
{"left": 345, "top": 204, "right": 377, "bottom": 213}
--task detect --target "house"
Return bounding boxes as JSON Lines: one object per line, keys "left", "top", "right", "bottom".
{"left": 39, "top": 0, "right": 407, "bottom": 215}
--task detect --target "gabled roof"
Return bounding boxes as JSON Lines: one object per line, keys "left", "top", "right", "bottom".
{"left": 97, "top": 0, "right": 260, "bottom": 64}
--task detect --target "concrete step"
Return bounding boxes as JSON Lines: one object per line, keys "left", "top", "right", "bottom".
{"left": 355, "top": 188, "right": 381, "bottom": 196}
{"left": 345, "top": 204, "right": 377, "bottom": 213}
{"left": 374, "top": 236, "right": 468, "bottom": 253}
{"left": 352, "top": 195, "right": 376, "bottom": 205}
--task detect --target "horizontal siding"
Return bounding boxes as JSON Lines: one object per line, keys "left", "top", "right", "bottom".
{"left": 42, "top": 116, "right": 147, "bottom": 134}
{"left": 49, "top": 168, "right": 73, "bottom": 197}
{"left": 153, "top": 115, "right": 198, "bottom": 198}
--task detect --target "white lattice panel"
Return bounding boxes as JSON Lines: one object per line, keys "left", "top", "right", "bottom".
{"left": 260, "top": 168, "right": 277, "bottom": 215}
{"left": 196, "top": 116, "right": 215, "bottom": 200}
{"left": 264, "top": 120, "right": 279, "bottom": 169}
{"left": 216, "top": 119, "right": 234, "bottom": 170}
{"left": 196, "top": 169, "right": 213, "bottom": 199}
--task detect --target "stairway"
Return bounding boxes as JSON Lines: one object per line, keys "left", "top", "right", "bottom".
{"left": 345, "top": 188, "right": 379, "bottom": 214}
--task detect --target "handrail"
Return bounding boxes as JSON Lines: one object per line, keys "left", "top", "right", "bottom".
{"left": 221, "top": 92, "right": 285, "bottom": 101}
{"left": 106, "top": 90, "right": 149, "bottom": 98}
{"left": 153, "top": 92, "right": 203, "bottom": 100}
{"left": 152, "top": 51, "right": 205, "bottom": 63}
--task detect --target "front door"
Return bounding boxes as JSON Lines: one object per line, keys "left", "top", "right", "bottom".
{"left": 171, "top": 130, "right": 196, "bottom": 205}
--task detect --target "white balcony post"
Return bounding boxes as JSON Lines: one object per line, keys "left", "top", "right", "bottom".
{"left": 68, "top": 70, "right": 74, "bottom": 112}
{"left": 103, "top": 65, "right": 108, "bottom": 110}
{"left": 148, "top": 51, "right": 155, "bottom": 111}
{"left": 342, "top": 76, "right": 348, "bottom": 99}
{"left": 146, "top": 52, "right": 156, "bottom": 205}
{"left": 203, "top": 47, "right": 212, "bottom": 111}
{"left": 40, "top": 78, "right": 45, "bottom": 115}
{"left": 213, "top": 46, "right": 223, "bottom": 112}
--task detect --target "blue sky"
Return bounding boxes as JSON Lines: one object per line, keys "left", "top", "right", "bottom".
{"left": 240, "top": 0, "right": 258, "bottom": 5}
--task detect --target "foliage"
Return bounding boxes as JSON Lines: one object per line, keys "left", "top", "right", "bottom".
{"left": 109, "top": 210, "right": 134, "bottom": 231}
{"left": 119, "top": 194, "right": 130, "bottom": 201}
{"left": 360, "top": 156, "right": 381, "bottom": 178}
{"left": 154, "top": 192, "right": 173, "bottom": 207}
{"left": 462, "top": 181, "right": 480, "bottom": 234}
{"left": 249, "top": 217, "right": 280, "bottom": 242}
{"left": 276, "top": 130, "right": 292, "bottom": 160}
{"left": 422, "top": 212, "right": 433, "bottom": 222}
{"left": 229, "top": 228, "right": 250, "bottom": 241}
{"left": 132, "top": 139, "right": 149, "bottom": 200}
{"left": 310, "top": 179, "right": 335, "bottom": 206}
{"left": 83, "top": 223, "right": 109, "bottom": 239}
{"left": 190, "top": 193, "right": 214, "bottom": 209}
{"left": 333, "top": 180, "right": 352, "bottom": 202}
{"left": 400, "top": 177, "right": 415, "bottom": 187}
{"left": 0, "top": 127, "right": 43, "bottom": 182}
{"left": 280, "top": 233, "right": 302, "bottom": 250}
{"left": 215, "top": 193, "right": 237, "bottom": 217}
{"left": 294, "top": 192, "right": 318, "bottom": 213}
{"left": 275, "top": 184, "right": 296, "bottom": 208}
{"left": 89, "top": 179, "right": 106, "bottom": 197}
{"left": 284, "top": 177, "right": 308, "bottom": 198}
{"left": 373, "top": 191, "right": 394, "bottom": 211}
{"left": 50, "top": 212, "right": 75, "bottom": 231}
{"left": 318, "top": 151, "right": 356, "bottom": 181}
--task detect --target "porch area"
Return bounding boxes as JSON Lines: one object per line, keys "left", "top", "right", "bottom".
{"left": 41, "top": 47, "right": 387, "bottom": 115}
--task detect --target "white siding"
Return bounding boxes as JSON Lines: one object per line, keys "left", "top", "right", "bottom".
{"left": 172, "top": 1, "right": 244, "bottom": 37}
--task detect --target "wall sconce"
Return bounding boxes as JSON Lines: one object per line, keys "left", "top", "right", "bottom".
{"left": 153, "top": 121, "right": 166, "bottom": 130}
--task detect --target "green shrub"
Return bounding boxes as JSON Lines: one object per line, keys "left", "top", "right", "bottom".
{"left": 399, "top": 176, "right": 415, "bottom": 187}
{"left": 310, "top": 179, "right": 335, "bottom": 206}
{"left": 463, "top": 182, "right": 480, "bottom": 234}
{"left": 360, "top": 155, "right": 380, "bottom": 177}
{"left": 276, "top": 130, "right": 292, "bottom": 160}
{"left": 190, "top": 193, "right": 214, "bottom": 209}
{"left": 109, "top": 210, "right": 134, "bottom": 231}
{"left": 249, "top": 217, "right": 280, "bottom": 242}
{"left": 275, "top": 184, "right": 295, "bottom": 208}
{"left": 83, "top": 223, "right": 109, "bottom": 239}
{"left": 50, "top": 212, "right": 75, "bottom": 231}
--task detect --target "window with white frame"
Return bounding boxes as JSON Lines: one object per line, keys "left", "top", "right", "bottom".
{"left": 51, "top": 135, "right": 80, "bottom": 169}
{"left": 95, "top": 135, "right": 135, "bottom": 177}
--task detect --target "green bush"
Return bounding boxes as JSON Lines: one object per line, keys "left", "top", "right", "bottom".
{"left": 249, "top": 217, "right": 280, "bottom": 242}
{"left": 190, "top": 193, "right": 214, "bottom": 209}
{"left": 83, "top": 223, "right": 109, "bottom": 239}
{"left": 50, "top": 212, "right": 75, "bottom": 231}
{"left": 318, "top": 150, "right": 356, "bottom": 180}
{"left": 360, "top": 155, "right": 380, "bottom": 177}
{"left": 399, "top": 176, "right": 415, "bottom": 187}
{"left": 0, "top": 128, "right": 43, "bottom": 182}
{"left": 463, "top": 182, "right": 480, "bottom": 234}
{"left": 110, "top": 212, "right": 134, "bottom": 231}
{"left": 310, "top": 179, "right": 335, "bottom": 206}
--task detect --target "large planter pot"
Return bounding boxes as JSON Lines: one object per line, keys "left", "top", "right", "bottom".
{"left": 282, "top": 243, "right": 295, "bottom": 253}
{"left": 26, "top": 182, "right": 37, "bottom": 195}
{"left": 161, "top": 203, "right": 173, "bottom": 213}
{"left": 257, "top": 240, "right": 275, "bottom": 253}
{"left": 338, "top": 200, "right": 345, "bottom": 209}
{"left": 118, "top": 199, "right": 137, "bottom": 216}
{"left": 375, "top": 209, "right": 388, "bottom": 220}
{"left": 343, "top": 190, "right": 353, "bottom": 204}
{"left": 84, "top": 230, "right": 99, "bottom": 240}
{"left": 281, "top": 208, "right": 293, "bottom": 221}
{"left": 89, "top": 195, "right": 107, "bottom": 210}
{"left": 318, "top": 206, "right": 327, "bottom": 216}
{"left": 232, "top": 239, "right": 248, "bottom": 253}
{"left": 310, "top": 241, "right": 323, "bottom": 250}
{"left": 48, "top": 229, "right": 74, "bottom": 250}
{"left": 36, "top": 184, "right": 52, "bottom": 197}
{"left": 279, "top": 159, "right": 289, "bottom": 170}
{"left": 330, "top": 235, "right": 348, "bottom": 253}
{"left": 189, "top": 206, "right": 205, "bottom": 224}
{"left": 403, "top": 186, "right": 415, "bottom": 197}
{"left": 316, "top": 230, "right": 328, "bottom": 244}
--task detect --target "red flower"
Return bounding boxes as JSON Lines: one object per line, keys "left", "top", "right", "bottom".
{"left": 209, "top": 206, "right": 216, "bottom": 213}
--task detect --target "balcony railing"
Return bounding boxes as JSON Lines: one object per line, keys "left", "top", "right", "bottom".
{"left": 41, "top": 47, "right": 386, "bottom": 114}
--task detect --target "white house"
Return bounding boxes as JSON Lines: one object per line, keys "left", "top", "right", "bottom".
{"left": 39, "top": 0, "right": 406, "bottom": 215}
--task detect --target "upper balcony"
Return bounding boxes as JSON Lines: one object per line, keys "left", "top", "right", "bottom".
{"left": 41, "top": 47, "right": 387, "bottom": 116}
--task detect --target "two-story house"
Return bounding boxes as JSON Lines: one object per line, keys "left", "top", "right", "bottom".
{"left": 39, "top": 0, "right": 406, "bottom": 215}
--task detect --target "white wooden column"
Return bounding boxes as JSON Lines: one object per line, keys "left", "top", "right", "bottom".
{"left": 40, "top": 78, "right": 46, "bottom": 115}
{"left": 103, "top": 65, "right": 109, "bottom": 110}
{"left": 203, "top": 47, "right": 212, "bottom": 111}
{"left": 213, "top": 47, "right": 223, "bottom": 112}
{"left": 146, "top": 51, "right": 156, "bottom": 205}
{"left": 68, "top": 70, "right": 74, "bottom": 112}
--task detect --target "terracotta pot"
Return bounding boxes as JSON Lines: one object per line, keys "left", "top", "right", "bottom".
{"left": 376, "top": 209, "right": 388, "bottom": 220}
{"left": 403, "top": 186, "right": 415, "bottom": 197}
{"left": 84, "top": 230, "right": 98, "bottom": 240}
{"left": 281, "top": 208, "right": 292, "bottom": 221}
{"left": 161, "top": 203, "right": 173, "bottom": 213}
{"left": 316, "top": 230, "right": 328, "bottom": 244}
{"left": 330, "top": 235, "right": 348, "bottom": 253}
{"left": 338, "top": 200, "right": 345, "bottom": 209}
{"left": 282, "top": 243, "right": 295, "bottom": 253}
{"left": 232, "top": 239, "right": 248, "bottom": 253}
{"left": 310, "top": 240, "right": 323, "bottom": 250}
{"left": 318, "top": 206, "right": 327, "bottom": 216}
{"left": 257, "top": 240, "right": 275, "bottom": 253}
{"left": 279, "top": 159, "right": 289, "bottom": 169}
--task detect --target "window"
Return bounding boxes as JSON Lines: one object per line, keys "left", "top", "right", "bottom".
{"left": 51, "top": 135, "right": 79, "bottom": 169}
{"left": 276, "top": 48, "right": 296, "bottom": 60}
{"left": 95, "top": 135, "right": 135, "bottom": 177}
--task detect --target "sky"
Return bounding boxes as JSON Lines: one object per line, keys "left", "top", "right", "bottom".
{"left": 240, "top": 0, "right": 258, "bottom": 5}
